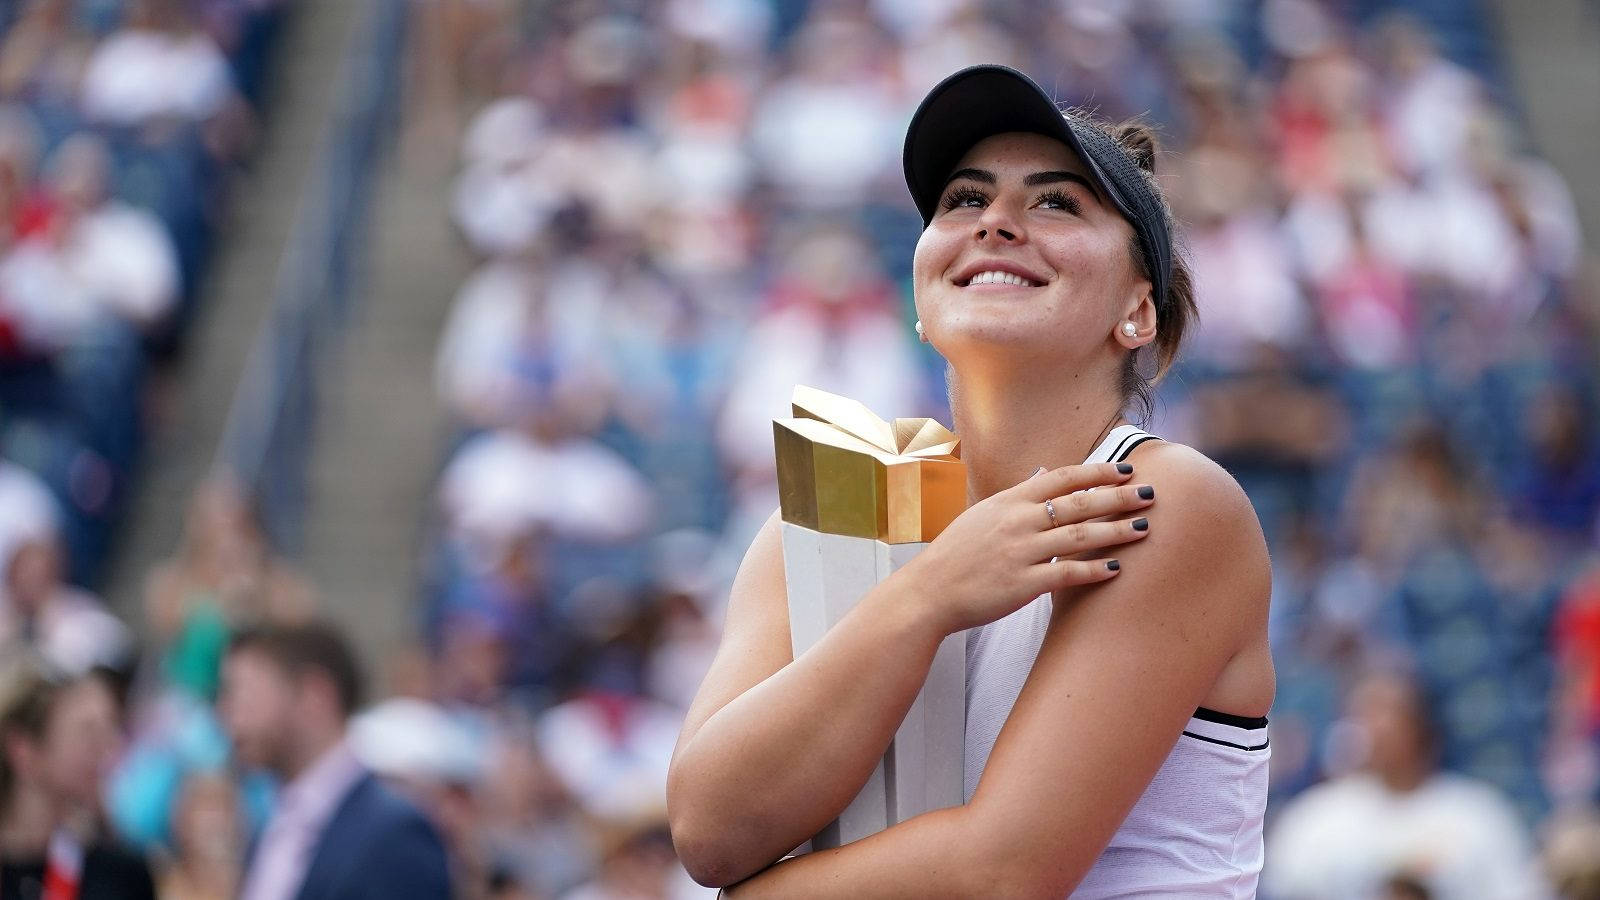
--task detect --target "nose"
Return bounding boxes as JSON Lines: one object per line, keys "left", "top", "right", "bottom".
{"left": 974, "top": 199, "right": 1022, "bottom": 244}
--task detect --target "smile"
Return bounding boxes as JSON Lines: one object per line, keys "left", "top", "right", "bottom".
{"left": 960, "top": 270, "right": 1042, "bottom": 288}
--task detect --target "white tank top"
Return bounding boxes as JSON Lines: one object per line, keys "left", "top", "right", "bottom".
{"left": 963, "top": 424, "right": 1269, "bottom": 898}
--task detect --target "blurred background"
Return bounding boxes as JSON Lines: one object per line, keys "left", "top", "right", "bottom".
{"left": 0, "top": 0, "right": 1596, "bottom": 897}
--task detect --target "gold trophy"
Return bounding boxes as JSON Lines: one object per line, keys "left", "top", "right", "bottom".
{"left": 774, "top": 386, "right": 967, "bottom": 849}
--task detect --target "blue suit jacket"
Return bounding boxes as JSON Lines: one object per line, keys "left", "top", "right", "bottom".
{"left": 286, "top": 772, "right": 453, "bottom": 900}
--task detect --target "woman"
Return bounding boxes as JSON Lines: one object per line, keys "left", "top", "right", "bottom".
{"left": 0, "top": 656, "right": 156, "bottom": 899}
{"left": 668, "top": 64, "right": 1274, "bottom": 897}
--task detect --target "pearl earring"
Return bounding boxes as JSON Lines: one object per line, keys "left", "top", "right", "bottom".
{"left": 915, "top": 320, "right": 928, "bottom": 343}
{"left": 1122, "top": 322, "right": 1138, "bottom": 338}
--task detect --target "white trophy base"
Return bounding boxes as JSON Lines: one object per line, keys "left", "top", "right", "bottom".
{"left": 781, "top": 522, "right": 967, "bottom": 850}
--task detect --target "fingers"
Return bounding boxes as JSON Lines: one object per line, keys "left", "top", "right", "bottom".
{"left": 1037, "top": 480, "right": 1154, "bottom": 528}
{"left": 1019, "top": 461, "right": 1134, "bottom": 502}
{"left": 1036, "top": 515, "right": 1151, "bottom": 560}
{"left": 1031, "top": 556, "right": 1123, "bottom": 592}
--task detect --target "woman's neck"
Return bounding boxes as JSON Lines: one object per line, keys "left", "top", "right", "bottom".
{"left": 951, "top": 365, "right": 1127, "bottom": 502}
{"left": 0, "top": 784, "right": 62, "bottom": 858}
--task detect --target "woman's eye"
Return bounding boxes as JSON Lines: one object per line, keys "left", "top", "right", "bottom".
{"left": 940, "top": 187, "right": 987, "bottom": 211}
{"left": 1037, "top": 190, "right": 1081, "bottom": 214}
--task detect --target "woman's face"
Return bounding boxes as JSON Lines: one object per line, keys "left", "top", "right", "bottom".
{"left": 912, "top": 131, "right": 1150, "bottom": 376}
{"left": 39, "top": 677, "right": 119, "bottom": 810}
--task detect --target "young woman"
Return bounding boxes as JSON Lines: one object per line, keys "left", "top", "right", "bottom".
{"left": 668, "top": 64, "right": 1274, "bottom": 897}
{"left": 0, "top": 657, "right": 156, "bottom": 899}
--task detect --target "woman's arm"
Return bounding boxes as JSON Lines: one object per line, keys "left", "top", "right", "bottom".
{"left": 722, "top": 443, "right": 1271, "bottom": 898}
{"left": 669, "top": 463, "right": 1152, "bottom": 887}
{"left": 667, "top": 510, "right": 951, "bottom": 887}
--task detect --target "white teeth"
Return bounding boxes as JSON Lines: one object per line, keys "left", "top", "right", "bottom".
{"left": 966, "top": 270, "right": 1038, "bottom": 287}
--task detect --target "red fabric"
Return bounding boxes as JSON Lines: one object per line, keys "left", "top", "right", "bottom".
{"left": 42, "top": 831, "right": 81, "bottom": 900}
{"left": 1555, "top": 566, "right": 1600, "bottom": 733}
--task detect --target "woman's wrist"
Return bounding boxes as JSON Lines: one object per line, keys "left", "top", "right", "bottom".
{"left": 872, "top": 559, "right": 960, "bottom": 644}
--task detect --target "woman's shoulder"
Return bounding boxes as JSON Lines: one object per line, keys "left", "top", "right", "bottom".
{"left": 1123, "top": 438, "right": 1270, "bottom": 585}
{"left": 1129, "top": 438, "right": 1260, "bottom": 527}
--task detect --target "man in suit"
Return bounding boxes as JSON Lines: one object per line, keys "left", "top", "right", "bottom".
{"left": 220, "top": 621, "right": 452, "bottom": 900}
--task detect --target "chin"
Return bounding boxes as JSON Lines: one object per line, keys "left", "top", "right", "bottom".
{"left": 934, "top": 318, "right": 1077, "bottom": 362}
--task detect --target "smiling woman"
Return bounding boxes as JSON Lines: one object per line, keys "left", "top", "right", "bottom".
{"left": 667, "top": 65, "right": 1273, "bottom": 898}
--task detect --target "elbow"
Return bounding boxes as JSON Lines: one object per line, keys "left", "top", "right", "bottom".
{"left": 667, "top": 776, "right": 757, "bottom": 888}
{"left": 668, "top": 757, "right": 789, "bottom": 887}
{"left": 668, "top": 810, "right": 748, "bottom": 888}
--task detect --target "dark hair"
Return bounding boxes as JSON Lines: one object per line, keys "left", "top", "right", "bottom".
{"left": 1078, "top": 116, "right": 1196, "bottom": 424}
{"left": 228, "top": 621, "right": 365, "bottom": 717}
{"left": 0, "top": 655, "right": 67, "bottom": 812}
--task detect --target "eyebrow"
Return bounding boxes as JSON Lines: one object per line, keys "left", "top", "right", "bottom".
{"left": 944, "top": 167, "right": 1104, "bottom": 204}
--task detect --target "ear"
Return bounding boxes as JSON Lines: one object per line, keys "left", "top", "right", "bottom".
{"left": 1115, "top": 290, "right": 1158, "bottom": 350}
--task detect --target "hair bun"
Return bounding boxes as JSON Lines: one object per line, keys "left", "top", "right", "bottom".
{"left": 1114, "top": 123, "right": 1158, "bottom": 173}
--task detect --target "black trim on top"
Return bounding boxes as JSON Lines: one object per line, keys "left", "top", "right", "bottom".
{"left": 1113, "top": 434, "right": 1161, "bottom": 462}
{"left": 1192, "top": 706, "right": 1269, "bottom": 730}
{"left": 1182, "top": 730, "right": 1270, "bottom": 752}
{"left": 1106, "top": 429, "right": 1144, "bottom": 463}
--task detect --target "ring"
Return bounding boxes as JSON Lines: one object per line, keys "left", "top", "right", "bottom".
{"left": 1044, "top": 498, "right": 1059, "bottom": 528}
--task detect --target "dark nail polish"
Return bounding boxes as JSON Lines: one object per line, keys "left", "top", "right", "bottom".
{"left": 1132, "top": 517, "right": 1149, "bottom": 531}
{"left": 1137, "top": 485, "right": 1154, "bottom": 500}
{"left": 1116, "top": 463, "right": 1133, "bottom": 475}
{"left": 1106, "top": 559, "right": 1121, "bottom": 571}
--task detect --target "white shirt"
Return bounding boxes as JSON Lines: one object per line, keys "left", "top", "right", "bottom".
{"left": 1263, "top": 772, "right": 1549, "bottom": 900}
{"left": 963, "top": 425, "right": 1271, "bottom": 898}
{"left": 239, "top": 741, "right": 368, "bottom": 900}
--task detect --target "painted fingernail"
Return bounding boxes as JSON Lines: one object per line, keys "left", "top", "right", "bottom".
{"left": 1137, "top": 485, "right": 1154, "bottom": 500}
{"left": 1132, "top": 517, "right": 1148, "bottom": 531}
{"left": 1106, "top": 559, "right": 1121, "bottom": 571}
{"left": 1116, "top": 463, "right": 1133, "bottom": 475}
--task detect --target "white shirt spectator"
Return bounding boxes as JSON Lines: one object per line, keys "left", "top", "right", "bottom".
{"left": 62, "top": 200, "right": 181, "bottom": 328}
{"left": 1381, "top": 55, "right": 1481, "bottom": 178}
{"left": 1184, "top": 210, "right": 1309, "bottom": 367}
{"left": 433, "top": 259, "right": 614, "bottom": 426}
{"left": 450, "top": 159, "right": 559, "bottom": 258}
{"left": 536, "top": 694, "right": 680, "bottom": 824}
{"left": 715, "top": 303, "right": 923, "bottom": 479}
{"left": 0, "top": 580, "right": 131, "bottom": 675}
{"left": 439, "top": 429, "right": 654, "bottom": 552}
{"left": 748, "top": 75, "right": 901, "bottom": 209}
{"left": 0, "top": 238, "right": 104, "bottom": 351}
{"left": 1264, "top": 771, "right": 1548, "bottom": 900}
{"left": 0, "top": 462, "right": 58, "bottom": 567}
{"left": 79, "top": 28, "right": 234, "bottom": 125}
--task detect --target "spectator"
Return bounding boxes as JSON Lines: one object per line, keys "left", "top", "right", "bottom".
{"left": 0, "top": 655, "right": 155, "bottom": 899}
{"left": 157, "top": 770, "right": 243, "bottom": 900}
{"left": 1, "top": 531, "right": 132, "bottom": 675}
{"left": 144, "top": 478, "right": 315, "bottom": 700}
{"left": 1542, "top": 807, "right": 1600, "bottom": 900}
{"left": 715, "top": 223, "right": 923, "bottom": 494}
{"left": 219, "top": 620, "right": 451, "bottom": 900}
{"left": 42, "top": 132, "right": 182, "bottom": 332}
{"left": 78, "top": 0, "right": 236, "bottom": 129}
{"left": 1264, "top": 669, "right": 1545, "bottom": 899}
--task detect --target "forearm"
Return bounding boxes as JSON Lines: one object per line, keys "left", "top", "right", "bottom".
{"left": 669, "top": 574, "right": 948, "bottom": 885}
{"left": 722, "top": 806, "right": 1005, "bottom": 899}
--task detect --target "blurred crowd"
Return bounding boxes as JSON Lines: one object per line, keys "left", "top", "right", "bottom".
{"left": 3, "top": 0, "right": 1600, "bottom": 899}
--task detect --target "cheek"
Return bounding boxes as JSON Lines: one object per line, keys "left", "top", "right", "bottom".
{"left": 911, "top": 224, "right": 958, "bottom": 300}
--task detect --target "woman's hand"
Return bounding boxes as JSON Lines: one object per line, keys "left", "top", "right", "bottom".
{"left": 900, "top": 462, "right": 1156, "bottom": 635}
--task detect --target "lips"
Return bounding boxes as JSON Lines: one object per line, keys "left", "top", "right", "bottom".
{"left": 952, "top": 260, "right": 1048, "bottom": 288}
